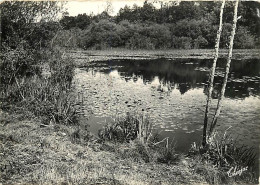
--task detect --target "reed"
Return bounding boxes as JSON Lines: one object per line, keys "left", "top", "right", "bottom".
{"left": 155, "top": 138, "right": 179, "bottom": 164}
{"left": 189, "top": 128, "right": 257, "bottom": 184}
{"left": 98, "top": 112, "right": 152, "bottom": 144}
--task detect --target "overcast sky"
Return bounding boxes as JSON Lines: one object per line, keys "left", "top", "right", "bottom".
{"left": 65, "top": 0, "right": 162, "bottom": 16}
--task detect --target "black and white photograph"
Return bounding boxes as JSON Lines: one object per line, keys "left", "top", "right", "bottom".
{"left": 0, "top": 0, "right": 259, "bottom": 184}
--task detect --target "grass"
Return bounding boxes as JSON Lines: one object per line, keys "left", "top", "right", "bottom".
{"left": 98, "top": 112, "right": 180, "bottom": 164}
{"left": 97, "top": 112, "right": 258, "bottom": 184}
{"left": 1, "top": 107, "right": 259, "bottom": 184}
{"left": 189, "top": 129, "right": 258, "bottom": 184}
{"left": 0, "top": 110, "right": 207, "bottom": 184}
{"left": 0, "top": 47, "right": 78, "bottom": 126}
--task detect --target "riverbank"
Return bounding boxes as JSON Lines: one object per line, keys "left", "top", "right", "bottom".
{"left": 67, "top": 49, "right": 260, "bottom": 66}
{"left": 0, "top": 110, "right": 204, "bottom": 184}
{"left": 1, "top": 109, "right": 257, "bottom": 184}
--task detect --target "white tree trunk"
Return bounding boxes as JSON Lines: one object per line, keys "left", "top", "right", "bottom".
{"left": 202, "top": 0, "right": 226, "bottom": 147}
{"left": 209, "top": 0, "right": 239, "bottom": 137}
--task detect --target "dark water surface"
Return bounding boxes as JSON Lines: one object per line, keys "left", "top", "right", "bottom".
{"left": 73, "top": 58, "right": 260, "bottom": 155}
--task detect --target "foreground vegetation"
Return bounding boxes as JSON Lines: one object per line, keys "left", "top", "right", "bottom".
{"left": 0, "top": 111, "right": 258, "bottom": 184}
{"left": 0, "top": 111, "right": 198, "bottom": 184}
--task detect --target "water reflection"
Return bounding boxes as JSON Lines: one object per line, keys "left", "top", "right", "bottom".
{"left": 74, "top": 58, "right": 260, "bottom": 157}
{"left": 89, "top": 58, "right": 260, "bottom": 99}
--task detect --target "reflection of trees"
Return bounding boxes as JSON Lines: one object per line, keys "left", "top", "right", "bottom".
{"left": 92, "top": 58, "right": 260, "bottom": 98}
{"left": 106, "top": 59, "right": 208, "bottom": 94}
{"left": 203, "top": 59, "right": 260, "bottom": 99}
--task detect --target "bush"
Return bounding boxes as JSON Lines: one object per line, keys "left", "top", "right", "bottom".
{"left": 172, "top": 36, "right": 192, "bottom": 49}
{"left": 126, "top": 33, "right": 155, "bottom": 50}
{"left": 0, "top": 2, "right": 79, "bottom": 125}
{"left": 0, "top": 44, "right": 41, "bottom": 88}
{"left": 220, "top": 23, "right": 233, "bottom": 48}
{"left": 141, "top": 24, "right": 171, "bottom": 49}
{"left": 194, "top": 36, "right": 208, "bottom": 49}
{"left": 82, "top": 19, "right": 124, "bottom": 49}
{"left": 53, "top": 28, "right": 83, "bottom": 48}
{"left": 234, "top": 26, "right": 256, "bottom": 49}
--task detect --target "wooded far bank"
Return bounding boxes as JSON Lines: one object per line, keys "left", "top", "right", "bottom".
{"left": 57, "top": 1, "right": 260, "bottom": 50}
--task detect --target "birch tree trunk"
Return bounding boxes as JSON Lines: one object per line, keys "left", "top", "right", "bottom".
{"left": 209, "top": 0, "right": 239, "bottom": 137}
{"left": 202, "top": 0, "right": 226, "bottom": 147}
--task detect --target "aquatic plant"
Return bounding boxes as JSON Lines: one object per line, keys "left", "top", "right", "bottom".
{"left": 98, "top": 112, "right": 152, "bottom": 144}
{"left": 98, "top": 113, "right": 182, "bottom": 165}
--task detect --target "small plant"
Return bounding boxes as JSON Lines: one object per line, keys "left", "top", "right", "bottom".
{"left": 98, "top": 112, "right": 152, "bottom": 144}
{"left": 155, "top": 138, "right": 179, "bottom": 164}
{"left": 117, "top": 141, "right": 151, "bottom": 163}
{"left": 70, "top": 128, "right": 90, "bottom": 145}
{"left": 206, "top": 131, "right": 256, "bottom": 169}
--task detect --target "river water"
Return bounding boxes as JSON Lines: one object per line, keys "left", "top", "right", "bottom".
{"left": 73, "top": 58, "right": 260, "bottom": 155}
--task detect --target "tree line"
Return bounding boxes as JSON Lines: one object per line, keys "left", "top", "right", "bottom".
{"left": 58, "top": 1, "right": 260, "bottom": 50}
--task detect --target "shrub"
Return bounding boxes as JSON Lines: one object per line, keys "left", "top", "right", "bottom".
{"left": 53, "top": 28, "right": 83, "bottom": 48}
{"left": 82, "top": 20, "right": 124, "bottom": 49}
{"left": 126, "top": 33, "right": 155, "bottom": 50}
{"left": 172, "top": 36, "right": 192, "bottom": 49}
{"left": 220, "top": 23, "right": 233, "bottom": 48}
{"left": 193, "top": 36, "right": 208, "bottom": 49}
{"left": 0, "top": 2, "right": 79, "bottom": 126}
{"left": 141, "top": 24, "right": 171, "bottom": 49}
{"left": 234, "top": 26, "right": 256, "bottom": 49}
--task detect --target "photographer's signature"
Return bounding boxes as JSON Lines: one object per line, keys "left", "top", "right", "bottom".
{"left": 227, "top": 166, "right": 248, "bottom": 177}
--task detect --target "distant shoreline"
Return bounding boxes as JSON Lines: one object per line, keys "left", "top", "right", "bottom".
{"left": 68, "top": 49, "right": 260, "bottom": 65}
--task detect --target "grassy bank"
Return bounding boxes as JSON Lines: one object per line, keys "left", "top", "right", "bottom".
{"left": 0, "top": 110, "right": 257, "bottom": 184}
{"left": 0, "top": 110, "right": 204, "bottom": 184}
{"left": 68, "top": 49, "right": 260, "bottom": 66}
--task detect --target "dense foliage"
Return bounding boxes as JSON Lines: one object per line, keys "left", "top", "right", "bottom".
{"left": 0, "top": 2, "right": 78, "bottom": 125}
{"left": 59, "top": 1, "right": 260, "bottom": 50}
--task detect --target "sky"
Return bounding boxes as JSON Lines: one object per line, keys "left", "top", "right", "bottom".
{"left": 65, "top": 0, "right": 162, "bottom": 16}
